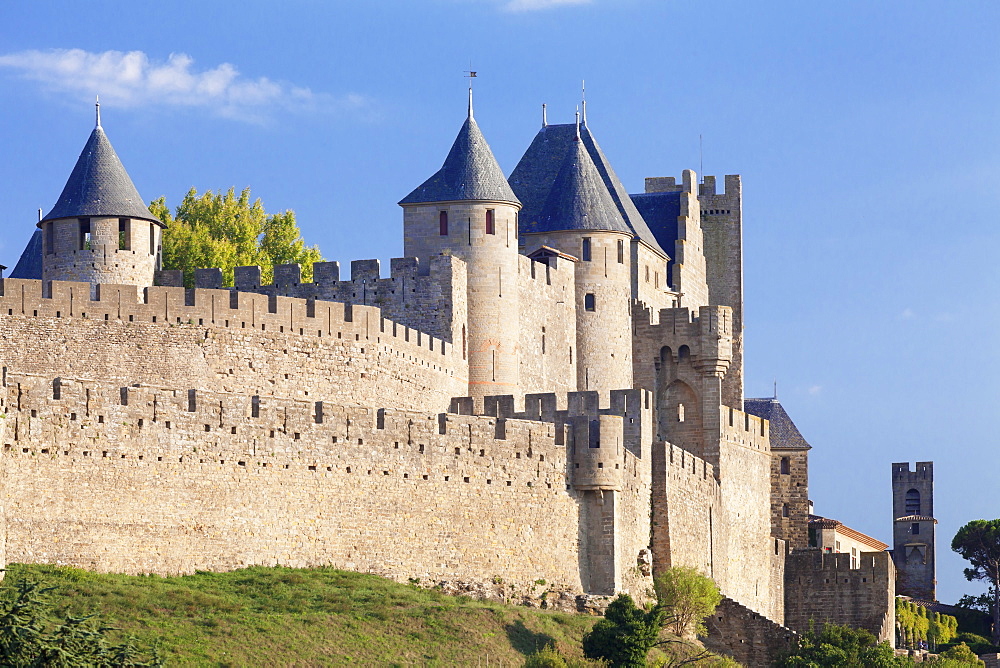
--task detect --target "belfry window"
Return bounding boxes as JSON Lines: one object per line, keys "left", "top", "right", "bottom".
{"left": 439, "top": 211, "right": 448, "bottom": 236}
{"left": 485, "top": 209, "right": 495, "bottom": 235}
{"left": 905, "top": 489, "right": 920, "bottom": 515}
{"left": 582, "top": 237, "right": 592, "bottom": 261}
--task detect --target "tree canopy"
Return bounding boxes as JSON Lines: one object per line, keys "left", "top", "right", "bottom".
{"left": 149, "top": 187, "right": 322, "bottom": 288}
{"left": 952, "top": 519, "right": 1000, "bottom": 645}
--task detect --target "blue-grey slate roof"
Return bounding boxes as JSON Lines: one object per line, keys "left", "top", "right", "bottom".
{"left": 743, "top": 398, "right": 812, "bottom": 450}
{"left": 534, "top": 138, "right": 631, "bottom": 235}
{"left": 399, "top": 116, "right": 519, "bottom": 206}
{"left": 9, "top": 230, "right": 42, "bottom": 279}
{"left": 509, "top": 122, "right": 666, "bottom": 256}
{"left": 631, "top": 190, "right": 681, "bottom": 275}
{"left": 40, "top": 126, "right": 162, "bottom": 226}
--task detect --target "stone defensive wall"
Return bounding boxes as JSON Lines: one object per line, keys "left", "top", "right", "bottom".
{"left": 516, "top": 253, "right": 578, "bottom": 397}
{"left": 632, "top": 304, "right": 734, "bottom": 392}
{"left": 784, "top": 549, "right": 896, "bottom": 644}
{"left": 703, "top": 596, "right": 799, "bottom": 668}
{"left": 0, "top": 373, "right": 649, "bottom": 601}
{"left": 159, "top": 254, "right": 467, "bottom": 348}
{"left": 0, "top": 277, "right": 467, "bottom": 412}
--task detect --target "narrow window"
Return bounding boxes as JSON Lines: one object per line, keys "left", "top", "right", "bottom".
{"left": 677, "top": 403, "right": 685, "bottom": 422}
{"left": 655, "top": 271, "right": 659, "bottom": 288}
{"left": 645, "top": 265, "right": 650, "bottom": 282}
{"left": 780, "top": 457, "right": 790, "bottom": 474}
{"left": 45, "top": 222, "right": 54, "bottom": 255}
{"left": 911, "top": 523, "right": 920, "bottom": 535}
{"left": 79, "top": 219, "right": 91, "bottom": 250}
{"left": 514, "top": 212, "right": 518, "bottom": 239}
{"left": 439, "top": 211, "right": 448, "bottom": 236}
{"left": 782, "top": 503, "right": 789, "bottom": 518}
{"left": 118, "top": 218, "right": 130, "bottom": 250}
{"left": 541, "top": 327, "right": 546, "bottom": 354}
{"left": 584, "top": 293, "right": 595, "bottom": 311}
{"left": 485, "top": 209, "right": 495, "bottom": 235}
{"left": 582, "top": 237, "right": 591, "bottom": 261}
{"left": 462, "top": 325, "right": 467, "bottom": 360}
{"left": 149, "top": 223, "right": 156, "bottom": 255}
{"left": 569, "top": 346, "right": 573, "bottom": 363}
{"left": 617, "top": 239, "right": 624, "bottom": 264}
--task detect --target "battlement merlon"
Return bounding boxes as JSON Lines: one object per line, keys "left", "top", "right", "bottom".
{"left": 570, "top": 414, "right": 625, "bottom": 491}
{"left": 892, "top": 461, "right": 933, "bottom": 482}
{"left": 788, "top": 549, "right": 895, "bottom": 576}
{"left": 634, "top": 304, "right": 734, "bottom": 377}
{"left": 644, "top": 174, "right": 740, "bottom": 198}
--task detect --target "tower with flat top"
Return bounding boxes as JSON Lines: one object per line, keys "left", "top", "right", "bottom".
{"left": 891, "top": 461, "right": 937, "bottom": 600}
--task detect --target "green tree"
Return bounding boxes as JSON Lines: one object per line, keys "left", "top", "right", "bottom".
{"left": 925, "top": 642, "right": 986, "bottom": 667}
{"left": 952, "top": 520, "right": 1000, "bottom": 645}
{"left": 583, "top": 594, "right": 665, "bottom": 668}
{"left": 0, "top": 578, "right": 161, "bottom": 666}
{"left": 149, "top": 187, "right": 323, "bottom": 288}
{"left": 779, "top": 623, "right": 908, "bottom": 667}
{"left": 653, "top": 566, "right": 722, "bottom": 638}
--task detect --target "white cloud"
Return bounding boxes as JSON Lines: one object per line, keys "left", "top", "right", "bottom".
{"left": 502, "top": 0, "right": 591, "bottom": 12}
{"left": 808, "top": 385, "right": 822, "bottom": 396}
{"left": 900, "top": 307, "right": 915, "bottom": 319}
{"left": 0, "top": 49, "right": 373, "bottom": 123}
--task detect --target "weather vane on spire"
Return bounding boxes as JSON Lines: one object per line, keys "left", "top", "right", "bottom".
{"left": 464, "top": 69, "right": 477, "bottom": 119}
{"left": 581, "top": 79, "right": 587, "bottom": 125}
{"left": 95, "top": 94, "right": 101, "bottom": 128}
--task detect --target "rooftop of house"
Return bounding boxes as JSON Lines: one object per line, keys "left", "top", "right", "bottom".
{"left": 810, "top": 514, "right": 889, "bottom": 551}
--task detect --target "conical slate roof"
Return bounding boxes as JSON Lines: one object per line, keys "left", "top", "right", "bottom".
{"left": 40, "top": 124, "right": 162, "bottom": 226}
{"left": 399, "top": 111, "right": 519, "bottom": 206}
{"left": 534, "top": 136, "right": 631, "bottom": 235}
{"left": 743, "top": 397, "right": 812, "bottom": 450}
{"left": 509, "top": 120, "right": 666, "bottom": 256}
{"left": 9, "top": 230, "right": 42, "bottom": 279}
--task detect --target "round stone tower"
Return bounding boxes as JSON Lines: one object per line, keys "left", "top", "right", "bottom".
{"left": 399, "top": 91, "right": 522, "bottom": 401}
{"left": 39, "top": 100, "right": 164, "bottom": 290}
{"left": 520, "top": 119, "right": 634, "bottom": 394}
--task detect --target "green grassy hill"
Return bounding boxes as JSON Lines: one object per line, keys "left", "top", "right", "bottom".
{"left": 5, "top": 563, "right": 599, "bottom": 666}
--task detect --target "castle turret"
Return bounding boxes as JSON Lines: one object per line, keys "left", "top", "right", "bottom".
{"left": 892, "top": 461, "right": 937, "bottom": 600}
{"left": 39, "top": 100, "right": 163, "bottom": 292}
{"left": 517, "top": 116, "right": 634, "bottom": 394}
{"left": 399, "top": 91, "right": 521, "bottom": 401}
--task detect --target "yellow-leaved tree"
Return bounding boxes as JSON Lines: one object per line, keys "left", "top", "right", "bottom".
{"left": 149, "top": 187, "right": 322, "bottom": 288}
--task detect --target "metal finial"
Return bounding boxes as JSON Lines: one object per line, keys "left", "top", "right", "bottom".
{"left": 95, "top": 95, "right": 101, "bottom": 128}
{"left": 37, "top": 208, "right": 42, "bottom": 222}
{"left": 581, "top": 79, "right": 587, "bottom": 125}
{"left": 542, "top": 103, "right": 547, "bottom": 128}
{"left": 773, "top": 379, "right": 778, "bottom": 400}
{"left": 574, "top": 107, "right": 580, "bottom": 141}
{"left": 464, "top": 70, "right": 477, "bottom": 119}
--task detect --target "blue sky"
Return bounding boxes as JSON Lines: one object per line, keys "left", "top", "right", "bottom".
{"left": 1, "top": 1, "right": 998, "bottom": 605}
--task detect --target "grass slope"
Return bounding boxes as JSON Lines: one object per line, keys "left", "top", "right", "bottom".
{"left": 5, "top": 564, "right": 598, "bottom": 666}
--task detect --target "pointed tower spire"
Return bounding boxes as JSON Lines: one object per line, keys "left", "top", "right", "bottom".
{"left": 581, "top": 80, "right": 587, "bottom": 126}
{"left": 95, "top": 95, "right": 101, "bottom": 128}
{"left": 542, "top": 103, "right": 547, "bottom": 128}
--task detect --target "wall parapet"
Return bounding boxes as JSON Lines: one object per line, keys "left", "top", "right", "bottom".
{"left": 720, "top": 405, "right": 769, "bottom": 452}
{"left": 0, "top": 277, "right": 460, "bottom": 377}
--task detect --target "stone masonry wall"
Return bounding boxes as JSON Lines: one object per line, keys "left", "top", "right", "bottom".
{"left": 784, "top": 549, "right": 896, "bottom": 645}
{"left": 0, "top": 278, "right": 466, "bottom": 412}
{"left": 517, "top": 254, "right": 578, "bottom": 398}
{"left": 703, "top": 597, "right": 799, "bottom": 667}
{"left": 772, "top": 447, "right": 810, "bottom": 550}
{"left": 2, "top": 374, "right": 587, "bottom": 592}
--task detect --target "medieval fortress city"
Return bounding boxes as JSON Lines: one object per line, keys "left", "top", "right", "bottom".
{"left": 0, "top": 94, "right": 941, "bottom": 664}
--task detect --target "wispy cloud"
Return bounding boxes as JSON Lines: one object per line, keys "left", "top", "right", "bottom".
{"left": 808, "top": 385, "right": 822, "bottom": 396}
{"left": 502, "top": 0, "right": 591, "bottom": 12}
{"left": 0, "top": 49, "right": 373, "bottom": 123}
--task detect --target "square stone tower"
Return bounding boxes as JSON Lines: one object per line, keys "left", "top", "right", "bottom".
{"left": 891, "top": 461, "right": 936, "bottom": 600}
